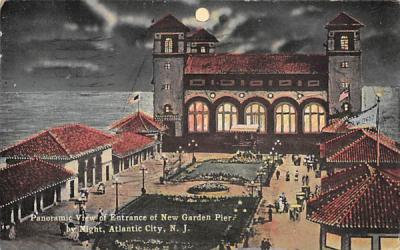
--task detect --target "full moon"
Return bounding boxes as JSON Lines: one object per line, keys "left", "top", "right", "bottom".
{"left": 195, "top": 8, "right": 210, "bottom": 22}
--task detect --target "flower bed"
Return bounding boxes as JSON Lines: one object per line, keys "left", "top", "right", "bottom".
{"left": 187, "top": 182, "right": 229, "bottom": 194}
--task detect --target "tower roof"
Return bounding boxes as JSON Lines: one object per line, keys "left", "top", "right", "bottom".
{"left": 149, "top": 14, "right": 190, "bottom": 32}
{"left": 109, "top": 111, "right": 166, "bottom": 134}
{"left": 188, "top": 29, "right": 219, "bottom": 42}
{"left": 326, "top": 12, "right": 364, "bottom": 29}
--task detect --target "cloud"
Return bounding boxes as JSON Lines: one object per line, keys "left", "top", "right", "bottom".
{"left": 64, "top": 22, "right": 79, "bottom": 31}
{"left": 26, "top": 60, "right": 101, "bottom": 73}
{"left": 119, "top": 15, "right": 152, "bottom": 27}
{"left": 290, "top": 5, "right": 322, "bottom": 17}
{"left": 176, "top": 0, "right": 199, "bottom": 6}
{"left": 83, "top": 0, "right": 118, "bottom": 33}
{"left": 271, "top": 39, "right": 287, "bottom": 53}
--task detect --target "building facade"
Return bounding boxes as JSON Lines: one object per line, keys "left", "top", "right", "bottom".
{"left": 149, "top": 13, "right": 364, "bottom": 152}
{"left": 0, "top": 124, "right": 114, "bottom": 199}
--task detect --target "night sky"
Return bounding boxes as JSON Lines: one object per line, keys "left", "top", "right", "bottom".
{"left": 1, "top": 0, "right": 399, "bottom": 92}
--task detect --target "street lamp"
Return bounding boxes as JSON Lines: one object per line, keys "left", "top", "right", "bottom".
{"left": 140, "top": 165, "right": 148, "bottom": 195}
{"left": 188, "top": 139, "right": 198, "bottom": 163}
{"left": 248, "top": 181, "right": 257, "bottom": 197}
{"left": 161, "top": 156, "right": 168, "bottom": 183}
{"left": 257, "top": 168, "right": 267, "bottom": 196}
{"left": 112, "top": 177, "right": 122, "bottom": 213}
{"left": 176, "top": 146, "right": 184, "bottom": 167}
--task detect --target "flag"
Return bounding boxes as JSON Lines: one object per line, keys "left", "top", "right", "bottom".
{"left": 346, "top": 104, "right": 377, "bottom": 129}
{"left": 339, "top": 88, "right": 349, "bottom": 102}
{"left": 127, "top": 93, "right": 140, "bottom": 104}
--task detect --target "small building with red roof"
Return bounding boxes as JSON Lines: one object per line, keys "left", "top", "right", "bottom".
{"left": 307, "top": 164, "right": 399, "bottom": 250}
{"left": 320, "top": 129, "right": 400, "bottom": 170}
{"left": 0, "top": 124, "right": 114, "bottom": 196}
{"left": 111, "top": 131, "right": 160, "bottom": 174}
{"left": 0, "top": 158, "right": 74, "bottom": 224}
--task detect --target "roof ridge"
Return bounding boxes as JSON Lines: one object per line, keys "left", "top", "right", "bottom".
{"left": 0, "top": 129, "right": 51, "bottom": 155}
{"left": 324, "top": 129, "right": 358, "bottom": 144}
{"left": 363, "top": 129, "right": 400, "bottom": 154}
{"left": 328, "top": 134, "right": 367, "bottom": 162}
{"left": 48, "top": 130, "right": 72, "bottom": 157}
{"left": 109, "top": 112, "right": 140, "bottom": 130}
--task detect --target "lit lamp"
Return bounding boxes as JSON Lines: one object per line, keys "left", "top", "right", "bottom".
{"left": 112, "top": 177, "right": 122, "bottom": 213}
{"left": 297, "top": 92, "right": 304, "bottom": 100}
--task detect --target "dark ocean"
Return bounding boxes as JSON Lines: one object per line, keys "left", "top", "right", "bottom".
{"left": 0, "top": 91, "right": 153, "bottom": 149}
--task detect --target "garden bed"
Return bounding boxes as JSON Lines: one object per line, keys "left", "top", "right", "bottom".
{"left": 92, "top": 194, "right": 259, "bottom": 249}
{"left": 187, "top": 182, "right": 229, "bottom": 194}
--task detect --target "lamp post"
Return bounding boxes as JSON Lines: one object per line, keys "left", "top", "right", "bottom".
{"left": 74, "top": 197, "right": 86, "bottom": 214}
{"left": 140, "top": 165, "right": 148, "bottom": 195}
{"left": 257, "top": 168, "right": 267, "bottom": 195}
{"left": 248, "top": 181, "right": 257, "bottom": 197}
{"left": 176, "top": 146, "right": 184, "bottom": 167}
{"left": 112, "top": 177, "right": 122, "bottom": 213}
{"left": 188, "top": 139, "right": 198, "bottom": 164}
{"left": 161, "top": 156, "right": 168, "bottom": 183}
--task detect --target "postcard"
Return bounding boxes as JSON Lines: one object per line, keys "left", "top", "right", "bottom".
{"left": 0, "top": 1, "right": 399, "bottom": 249}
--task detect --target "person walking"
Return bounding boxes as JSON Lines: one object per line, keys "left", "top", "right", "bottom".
{"left": 305, "top": 175, "right": 310, "bottom": 186}
{"left": 276, "top": 169, "right": 280, "bottom": 180}
{"left": 302, "top": 175, "right": 306, "bottom": 186}
{"left": 268, "top": 207, "right": 273, "bottom": 222}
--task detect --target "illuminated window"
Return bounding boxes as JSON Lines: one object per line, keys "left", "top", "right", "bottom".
{"left": 189, "top": 79, "right": 205, "bottom": 86}
{"left": 340, "top": 61, "right": 349, "bottom": 68}
{"left": 307, "top": 80, "right": 320, "bottom": 87}
{"left": 200, "top": 46, "right": 206, "bottom": 53}
{"left": 326, "top": 232, "right": 341, "bottom": 250}
{"left": 188, "top": 101, "right": 209, "bottom": 133}
{"left": 303, "top": 103, "right": 326, "bottom": 133}
{"left": 245, "top": 103, "right": 267, "bottom": 133}
{"left": 165, "top": 38, "right": 173, "bottom": 53}
{"left": 380, "top": 237, "right": 399, "bottom": 250}
{"left": 217, "top": 102, "right": 238, "bottom": 132}
{"left": 340, "top": 35, "right": 349, "bottom": 50}
{"left": 350, "top": 237, "right": 372, "bottom": 250}
{"left": 164, "top": 104, "right": 172, "bottom": 113}
{"left": 341, "top": 81, "right": 350, "bottom": 88}
{"left": 275, "top": 103, "right": 296, "bottom": 134}
{"left": 164, "top": 63, "right": 171, "bottom": 70}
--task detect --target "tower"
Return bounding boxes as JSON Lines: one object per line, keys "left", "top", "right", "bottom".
{"left": 149, "top": 14, "right": 189, "bottom": 137}
{"left": 326, "top": 12, "right": 364, "bottom": 115}
{"left": 186, "top": 28, "right": 218, "bottom": 54}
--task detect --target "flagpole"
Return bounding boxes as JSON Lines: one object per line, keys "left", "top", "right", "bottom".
{"left": 376, "top": 95, "right": 380, "bottom": 167}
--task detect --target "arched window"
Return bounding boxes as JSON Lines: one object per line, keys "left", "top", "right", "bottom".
{"left": 340, "top": 35, "right": 349, "bottom": 50}
{"left": 165, "top": 38, "right": 173, "bottom": 53}
{"left": 217, "top": 102, "right": 238, "bottom": 132}
{"left": 275, "top": 103, "right": 296, "bottom": 134}
{"left": 303, "top": 103, "right": 326, "bottom": 133}
{"left": 245, "top": 102, "right": 267, "bottom": 132}
{"left": 188, "top": 101, "right": 209, "bottom": 133}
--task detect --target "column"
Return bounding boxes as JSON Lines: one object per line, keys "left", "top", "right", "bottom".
{"left": 53, "top": 188, "right": 57, "bottom": 205}
{"left": 10, "top": 208, "right": 15, "bottom": 224}
{"left": 102, "top": 163, "right": 107, "bottom": 183}
{"left": 39, "top": 192, "right": 44, "bottom": 211}
{"left": 33, "top": 194, "right": 38, "bottom": 213}
{"left": 92, "top": 162, "right": 96, "bottom": 185}
{"left": 17, "top": 202, "right": 22, "bottom": 222}
{"left": 84, "top": 159, "right": 88, "bottom": 188}
{"left": 119, "top": 159, "right": 123, "bottom": 173}
{"left": 372, "top": 235, "right": 379, "bottom": 250}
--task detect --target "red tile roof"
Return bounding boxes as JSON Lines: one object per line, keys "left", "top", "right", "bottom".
{"left": 308, "top": 165, "right": 400, "bottom": 230}
{"left": 326, "top": 12, "right": 364, "bottom": 28}
{"left": 109, "top": 111, "right": 166, "bottom": 134}
{"left": 321, "top": 118, "right": 350, "bottom": 134}
{"left": 0, "top": 159, "right": 74, "bottom": 208}
{"left": 320, "top": 164, "right": 370, "bottom": 193}
{"left": 149, "top": 14, "right": 190, "bottom": 32}
{"left": 0, "top": 124, "right": 113, "bottom": 160}
{"left": 185, "top": 54, "right": 328, "bottom": 75}
{"left": 323, "top": 129, "right": 400, "bottom": 164}
{"left": 188, "top": 29, "right": 218, "bottom": 42}
{"left": 112, "top": 132, "right": 156, "bottom": 158}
